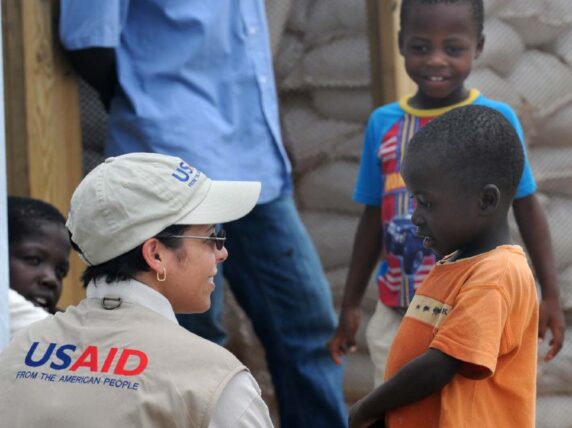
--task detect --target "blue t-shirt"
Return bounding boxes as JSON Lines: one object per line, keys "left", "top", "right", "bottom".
{"left": 60, "top": 0, "right": 292, "bottom": 203}
{"left": 354, "top": 90, "right": 537, "bottom": 308}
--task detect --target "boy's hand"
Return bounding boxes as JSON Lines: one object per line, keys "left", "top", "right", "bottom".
{"left": 328, "top": 306, "right": 362, "bottom": 365}
{"left": 538, "top": 296, "right": 565, "bottom": 361}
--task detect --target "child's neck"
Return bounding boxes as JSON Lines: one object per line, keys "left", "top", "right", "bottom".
{"left": 408, "top": 86, "right": 471, "bottom": 110}
{"left": 455, "top": 219, "right": 512, "bottom": 261}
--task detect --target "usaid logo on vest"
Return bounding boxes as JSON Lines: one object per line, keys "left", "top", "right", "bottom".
{"left": 24, "top": 342, "right": 148, "bottom": 376}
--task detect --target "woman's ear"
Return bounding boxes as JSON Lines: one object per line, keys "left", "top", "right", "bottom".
{"left": 141, "top": 238, "right": 163, "bottom": 274}
{"left": 479, "top": 184, "right": 500, "bottom": 214}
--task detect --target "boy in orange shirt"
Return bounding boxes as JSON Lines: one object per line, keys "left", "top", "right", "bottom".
{"left": 349, "top": 105, "right": 538, "bottom": 428}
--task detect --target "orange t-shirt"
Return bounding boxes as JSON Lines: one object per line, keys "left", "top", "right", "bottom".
{"left": 385, "top": 246, "right": 538, "bottom": 428}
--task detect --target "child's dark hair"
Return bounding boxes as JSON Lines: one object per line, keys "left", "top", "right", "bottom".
{"left": 406, "top": 105, "right": 524, "bottom": 201}
{"left": 400, "top": 0, "right": 484, "bottom": 38}
{"left": 8, "top": 196, "right": 67, "bottom": 244}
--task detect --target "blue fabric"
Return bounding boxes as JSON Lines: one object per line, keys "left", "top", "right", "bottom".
{"left": 59, "top": 0, "right": 292, "bottom": 203}
{"left": 179, "top": 196, "right": 347, "bottom": 427}
{"left": 354, "top": 92, "right": 537, "bottom": 207}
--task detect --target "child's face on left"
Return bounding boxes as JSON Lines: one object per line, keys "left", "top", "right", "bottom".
{"left": 402, "top": 154, "right": 483, "bottom": 257}
{"left": 9, "top": 223, "right": 70, "bottom": 314}
{"left": 400, "top": 1, "right": 484, "bottom": 107}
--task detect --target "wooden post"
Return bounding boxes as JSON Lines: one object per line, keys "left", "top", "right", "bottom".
{"left": 367, "top": 0, "right": 416, "bottom": 107}
{"left": 2, "top": 0, "right": 84, "bottom": 307}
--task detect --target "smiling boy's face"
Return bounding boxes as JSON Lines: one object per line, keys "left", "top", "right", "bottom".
{"left": 400, "top": 1, "right": 484, "bottom": 108}
{"left": 9, "top": 222, "right": 71, "bottom": 314}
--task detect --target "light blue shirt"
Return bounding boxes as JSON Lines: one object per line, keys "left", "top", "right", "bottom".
{"left": 60, "top": 0, "right": 292, "bottom": 203}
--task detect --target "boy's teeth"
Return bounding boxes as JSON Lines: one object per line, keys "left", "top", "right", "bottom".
{"left": 428, "top": 76, "right": 444, "bottom": 81}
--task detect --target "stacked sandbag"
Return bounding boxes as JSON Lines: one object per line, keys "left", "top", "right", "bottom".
{"left": 277, "top": 0, "right": 375, "bottom": 406}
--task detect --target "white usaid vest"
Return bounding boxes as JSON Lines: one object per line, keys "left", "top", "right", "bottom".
{"left": 0, "top": 298, "right": 246, "bottom": 428}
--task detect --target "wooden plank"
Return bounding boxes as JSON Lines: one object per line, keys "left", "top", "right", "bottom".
{"left": 3, "top": 0, "right": 84, "bottom": 307}
{"left": 367, "top": 0, "right": 416, "bottom": 106}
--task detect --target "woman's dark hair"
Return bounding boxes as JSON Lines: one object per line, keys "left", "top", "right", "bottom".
{"left": 74, "top": 224, "right": 189, "bottom": 287}
{"left": 8, "top": 196, "right": 67, "bottom": 244}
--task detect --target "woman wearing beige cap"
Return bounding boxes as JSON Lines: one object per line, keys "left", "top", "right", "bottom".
{"left": 0, "top": 153, "right": 273, "bottom": 427}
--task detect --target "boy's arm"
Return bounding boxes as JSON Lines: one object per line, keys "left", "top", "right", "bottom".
{"left": 66, "top": 48, "right": 118, "bottom": 112}
{"left": 513, "top": 194, "right": 565, "bottom": 361}
{"left": 348, "top": 348, "right": 461, "bottom": 428}
{"left": 328, "top": 205, "right": 382, "bottom": 364}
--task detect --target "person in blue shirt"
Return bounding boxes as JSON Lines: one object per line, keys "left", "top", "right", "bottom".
{"left": 59, "top": 1, "right": 347, "bottom": 426}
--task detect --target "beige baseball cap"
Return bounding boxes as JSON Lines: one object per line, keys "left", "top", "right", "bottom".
{"left": 66, "top": 152, "right": 261, "bottom": 266}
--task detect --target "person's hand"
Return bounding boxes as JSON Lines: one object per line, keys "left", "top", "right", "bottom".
{"left": 538, "top": 296, "right": 566, "bottom": 362}
{"left": 328, "top": 306, "right": 362, "bottom": 365}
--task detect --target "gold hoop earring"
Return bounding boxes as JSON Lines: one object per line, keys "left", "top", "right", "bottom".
{"left": 157, "top": 266, "right": 167, "bottom": 282}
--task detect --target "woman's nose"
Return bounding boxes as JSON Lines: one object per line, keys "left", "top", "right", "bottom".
{"left": 216, "top": 246, "right": 228, "bottom": 264}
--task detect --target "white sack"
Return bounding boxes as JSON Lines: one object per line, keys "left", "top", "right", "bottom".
{"left": 556, "top": 264, "right": 572, "bottom": 312}
{"left": 483, "top": 0, "right": 507, "bottom": 17}
{"left": 305, "top": 0, "right": 367, "bottom": 46}
{"left": 303, "top": 36, "right": 371, "bottom": 88}
{"left": 264, "top": 0, "right": 292, "bottom": 54}
{"left": 326, "top": 266, "right": 379, "bottom": 313}
{"left": 500, "top": 0, "right": 571, "bottom": 47}
{"left": 552, "top": 28, "right": 572, "bottom": 67}
{"left": 275, "top": 32, "right": 305, "bottom": 90}
{"left": 466, "top": 67, "right": 521, "bottom": 107}
{"left": 533, "top": 102, "right": 572, "bottom": 149}
{"left": 529, "top": 146, "right": 572, "bottom": 195}
{"left": 331, "top": 130, "right": 366, "bottom": 162}
{"left": 297, "top": 161, "right": 361, "bottom": 215}
{"left": 312, "top": 87, "right": 373, "bottom": 122}
{"left": 537, "top": 326, "right": 572, "bottom": 394}
{"left": 477, "top": 18, "right": 524, "bottom": 76}
{"left": 301, "top": 211, "right": 358, "bottom": 270}
{"left": 507, "top": 50, "right": 572, "bottom": 114}
{"left": 544, "top": 196, "right": 572, "bottom": 271}
{"left": 536, "top": 395, "right": 572, "bottom": 428}
{"left": 286, "top": 0, "right": 312, "bottom": 34}
{"left": 282, "top": 100, "right": 363, "bottom": 173}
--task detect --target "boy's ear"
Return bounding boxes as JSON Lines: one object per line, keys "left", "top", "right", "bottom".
{"left": 479, "top": 184, "right": 500, "bottom": 214}
{"left": 475, "top": 35, "right": 485, "bottom": 59}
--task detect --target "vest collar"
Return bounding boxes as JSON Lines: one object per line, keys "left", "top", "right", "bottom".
{"left": 86, "top": 278, "right": 178, "bottom": 324}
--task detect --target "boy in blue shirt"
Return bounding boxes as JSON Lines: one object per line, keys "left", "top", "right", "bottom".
{"left": 329, "top": 0, "right": 564, "bottom": 383}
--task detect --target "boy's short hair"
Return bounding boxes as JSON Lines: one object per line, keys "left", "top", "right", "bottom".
{"left": 8, "top": 196, "right": 66, "bottom": 244}
{"left": 400, "top": 0, "right": 484, "bottom": 38}
{"left": 406, "top": 105, "right": 524, "bottom": 201}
